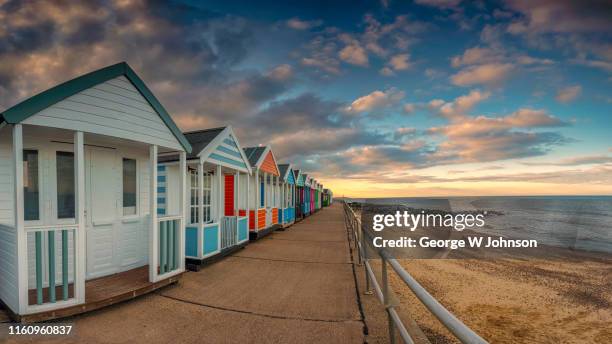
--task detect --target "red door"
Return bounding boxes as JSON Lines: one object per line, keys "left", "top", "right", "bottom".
{"left": 224, "top": 175, "right": 235, "bottom": 216}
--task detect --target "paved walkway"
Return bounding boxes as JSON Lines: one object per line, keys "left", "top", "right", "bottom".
{"left": 5, "top": 203, "right": 369, "bottom": 344}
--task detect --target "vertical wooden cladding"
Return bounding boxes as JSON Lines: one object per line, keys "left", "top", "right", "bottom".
{"left": 272, "top": 208, "right": 279, "bottom": 224}
{"left": 248, "top": 209, "right": 267, "bottom": 230}
{"left": 260, "top": 151, "right": 279, "bottom": 176}
{"left": 224, "top": 175, "right": 234, "bottom": 216}
{"left": 257, "top": 209, "right": 266, "bottom": 229}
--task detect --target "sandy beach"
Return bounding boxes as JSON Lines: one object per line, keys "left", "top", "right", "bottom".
{"left": 387, "top": 257, "right": 612, "bottom": 343}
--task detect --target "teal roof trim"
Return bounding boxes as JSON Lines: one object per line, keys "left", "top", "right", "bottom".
{"left": 1, "top": 62, "right": 192, "bottom": 153}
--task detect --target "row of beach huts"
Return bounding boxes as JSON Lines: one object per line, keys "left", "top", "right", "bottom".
{"left": 0, "top": 62, "right": 333, "bottom": 322}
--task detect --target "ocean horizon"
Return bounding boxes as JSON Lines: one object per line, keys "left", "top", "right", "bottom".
{"left": 349, "top": 195, "right": 612, "bottom": 254}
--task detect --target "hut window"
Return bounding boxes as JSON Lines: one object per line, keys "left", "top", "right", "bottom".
{"left": 56, "top": 152, "right": 75, "bottom": 219}
{"left": 23, "top": 149, "right": 39, "bottom": 221}
{"left": 189, "top": 170, "right": 199, "bottom": 224}
{"left": 260, "top": 179, "right": 264, "bottom": 208}
{"left": 122, "top": 158, "right": 137, "bottom": 216}
{"left": 202, "top": 172, "right": 212, "bottom": 223}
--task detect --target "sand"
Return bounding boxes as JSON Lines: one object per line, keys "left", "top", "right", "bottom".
{"left": 384, "top": 257, "right": 612, "bottom": 343}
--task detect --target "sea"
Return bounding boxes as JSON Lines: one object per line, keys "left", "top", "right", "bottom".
{"left": 350, "top": 196, "right": 612, "bottom": 254}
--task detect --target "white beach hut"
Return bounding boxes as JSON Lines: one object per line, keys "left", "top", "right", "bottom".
{"left": 0, "top": 62, "right": 191, "bottom": 321}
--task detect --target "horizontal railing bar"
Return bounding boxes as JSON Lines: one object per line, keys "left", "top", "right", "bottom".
{"left": 383, "top": 253, "right": 487, "bottom": 344}
{"left": 344, "top": 201, "right": 488, "bottom": 344}
{"left": 158, "top": 215, "right": 182, "bottom": 222}
{"left": 389, "top": 307, "right": 415, "bottom": 344}
{"left": 25, "top": 224, "right": 78, "bottom": 231}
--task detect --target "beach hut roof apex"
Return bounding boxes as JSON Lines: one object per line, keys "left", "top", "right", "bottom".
{"left": 160, "top": 126, "right": 252, "bottom": 174}
{"left": 278, "top": 163, "right": 293, "bottom": 181}
{"left": 0, "top": 61, "right": 192, "bottom": 153}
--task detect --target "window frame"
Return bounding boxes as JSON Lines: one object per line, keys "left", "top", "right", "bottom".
{"left": 188, "top": 169, "right": 199, "bottom": 225}
{"left": 22, "top": 148, "right": 43, "bottom": 226}
{"left": 54, "top": 150, "right": 76, "bottom": 224}
{"left": 121, "top": 157, "right": 139, "bottom": 218}
{"left": 201, "top": 171, "right": 213, "bottom": 224}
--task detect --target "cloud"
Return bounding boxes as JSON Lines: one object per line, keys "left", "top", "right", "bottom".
{"left": 345, "top": 88, "right": 405, "bottom": 113}
{"left": 506, "top": 0, "right": 612, "bottom": 34}
{"left": 403, "top": 103, "right": 416, "bottom": 114}
{"left": 298, "top": 14, "right": 427, "bottom": 75}
{"left": 380, "top": 53, "right": 411, "bottom": 76}
{"left": 516, "top": 55, "right": 555, "bottom": 65}
{"left": 571, "top": 58, "right": 612, "bottom": 72}
{"left": 523, "top": 155, "right": 612, "bottom": 166}
{"left": 268, "top": 64, "right": 293, "bottom": 80}
{"left": 388, "top": 53, "right": 412, "bottom": 70}
{"left": 414, "top": 0, "right": 462, "bottom": 10}
{"left": 427, "top": 107, "right": 568, "bottom": 163}
{"left": 451, "top": 47, "right": 501, "bottom": 67}
{"left": 394, "top": 127, "right": 416, "bottom": 140}
{"left": 286, "top": 17, "right": 322, "bottom": 30}
{"left": 428, "top": 89, "right": 490, "bottom": 119}
{"left": 424, "top": 68, "right": 445, "bottom": 79}
{"left": 451, "top": 63, "right": 514, "bottom": 87}
{"left": 555, "top": 85, "right": 582, "bottom": 103}
{"left": 503, "top": 1, "right": 611, "bottom": 74}
{"left": 299, "top": 35, "right": 341, "bottom": 75}
{"left": 379, "top": 66, "right": 395, "bottom": 76}
{"left": 0, "top": 0, "right": 258, "bottom": 117}
{"left": 338, "top": 39, "right": 369, "bottom": 66}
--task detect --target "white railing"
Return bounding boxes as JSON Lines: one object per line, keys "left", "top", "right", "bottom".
{"left": 343, "top": 202, "right": 488, "bottom": 344}
{"left": 221, "top": 216, "right": 238, "bottom": 249}
{"left": 24, "top": 224, "right": 79, "bottom": 310}
{"left": 266, "top": 208, "right": 272, "bottom": 227}
{"left": 156, "top": 215, "right": 182, "bottom": 278}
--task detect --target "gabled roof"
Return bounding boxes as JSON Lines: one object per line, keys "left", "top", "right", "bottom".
{"left": 303, "top": 174, "right": 310, "bottom": 186}
{"left": 244, "top": 146, "right": 267, "bottom": 168}
{"left": 159, "top": 126, "right": 251, "bottom": 174}
{"left": 184, "top": 127, "right": 226, "bottom": 160}
{"left": 0, "top": 62, "right": 191, "bottom": 153}
{"left": 278, "top": 163, "right": 293, "bottom": 182}
{"left": 244, "top": 145, "right": 279, "bottom": 176}
{"left": 293, "top": 169, "right": 303, "bottom": 186}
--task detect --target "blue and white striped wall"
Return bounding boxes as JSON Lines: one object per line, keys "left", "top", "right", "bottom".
{"left": 157, "top": 165, "right": 167, "bottom": 215}
{"left": 208, "top": 134, "right": 248, "bottom": 171}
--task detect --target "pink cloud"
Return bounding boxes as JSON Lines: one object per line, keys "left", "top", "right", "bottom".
{"left": 286, "top": 17, "right": 322, "bottom": 30}
{"left": 346, "top": 88, "right": 405, "bottom": 113}
{"left": 555, "top": 85, "right": 582, "bottom": 103}
{"left": 429, "top": 89, "right": 491, "bottom": 119}
{"left": 451, "top": 63, "right": 514, "bottom": 87}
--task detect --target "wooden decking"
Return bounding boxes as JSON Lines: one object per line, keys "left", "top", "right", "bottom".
{"left": 19, "top": 266, "right": 182, "bottom": 323}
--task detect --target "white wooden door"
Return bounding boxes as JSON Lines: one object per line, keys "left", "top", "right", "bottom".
{"left": 85, "top": 146, "right": 119, "bottom": 279}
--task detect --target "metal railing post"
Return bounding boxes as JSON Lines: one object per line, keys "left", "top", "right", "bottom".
{"left": 364, "top": 260, "right": 373, "bottom": 295}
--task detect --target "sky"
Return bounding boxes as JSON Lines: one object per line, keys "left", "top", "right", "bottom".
{"left": 0, "top": 0, "right": 611, "bottom": 197}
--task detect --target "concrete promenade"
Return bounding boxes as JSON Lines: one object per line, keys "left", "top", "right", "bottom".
{"left": 3, "top": 203, "right": 383, "bottom": 343}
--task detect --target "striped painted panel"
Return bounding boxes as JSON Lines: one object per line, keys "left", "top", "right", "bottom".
{"left": 257, "top": 209, "right": 266, "bottom": 229}
{"left": 260, "top": 151, "right": 279, "bottom": 176}
{"left": 208, "top": 134, "right": 248, "bottom": 170}
{"left": 157, "top": 165, "right": 167, "bottom": 215}
{"left": 286, "top": 169, "right": 296, "bottom": 185}
{"left": 272, "top": 208, "right": 279, "bottom": 224}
